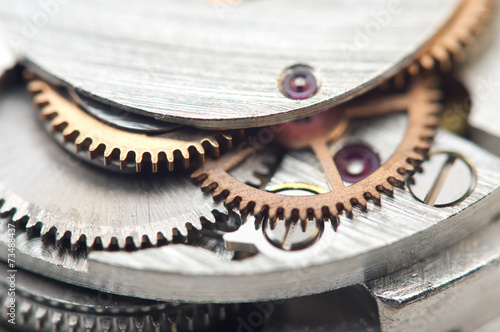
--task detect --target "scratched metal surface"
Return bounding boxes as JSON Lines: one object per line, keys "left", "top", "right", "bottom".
{"left": 2, "top": 108, "right": 500, "bottom": 302}
{"left": 0, "top": 0, "right": 460, "bottom": 128}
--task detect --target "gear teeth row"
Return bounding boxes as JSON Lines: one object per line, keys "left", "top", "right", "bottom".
{"left": 416, "top": 0, "right": 496, "bottom": 72}
{"left": 385, "top": 0, "right": 496, "bottom": 88}
{"left": 27, "top": 79, "right": 234, "bottom": 173}
{"left": 0, "top": 194, "right": 224, "bottom": 251}
{"left": 193, "top": 77, "right": 442, "bottom": 222}
{"left": 0, "top": 290, "right": 235, "bottom": 332}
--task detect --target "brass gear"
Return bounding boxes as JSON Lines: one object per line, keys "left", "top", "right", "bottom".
{"left": 192, "top": 77, "right": 441, "bottom": 221}
{"left": 27, "top": 79, "right": 234, "bottom": 173}
{"left": 412, "top": 0, "right": 496, "bottom": 72}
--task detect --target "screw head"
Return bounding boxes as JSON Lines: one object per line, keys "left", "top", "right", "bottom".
{"left": 408, "top": 152, "right": 475, "bottom": 207}
{"left": 279, "top": 64, "right": 319, "bottom": 100}
{"left": 333, "top": 142, "right": 381, "bottom": 184}
{"left": 264, "top": 218, "right": 323, "bottom": 251}
{"left": 263, "top": 184, "right": 326, "bottom": 251}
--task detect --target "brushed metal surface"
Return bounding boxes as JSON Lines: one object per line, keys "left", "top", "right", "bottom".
{"left": 365, "top": 217, "right": 500, "bottom": 332}
{"left": 3, "top": 111, "right": 500, "bottom": 302}
{"left": 0, "top": 0, "right": 461, "bottom": 128}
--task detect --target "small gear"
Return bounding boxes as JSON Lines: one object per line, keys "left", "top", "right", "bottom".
{"left": 27, "top": 79, "right": 235, "bottom": 173}
{"left": 193, "top": 77, "right": 441, "bottom": 221}
{"left": 411, "top": 0, "right": 496, "bottom": 73}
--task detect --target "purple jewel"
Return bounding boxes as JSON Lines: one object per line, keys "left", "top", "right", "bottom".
{"left": 280, "top": 65, "right": 318, "bottom": 100}
{"left": 334, "top": 143, "right": 380, "bottom": 183}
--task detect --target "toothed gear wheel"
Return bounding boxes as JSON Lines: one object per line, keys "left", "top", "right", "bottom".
{"left": 27, "top": 79, "right": 235, "bottom": 173}
{"left": 416, "top": 0, "right": 496, "bottom": 71}
{"left": 0, "top": 263, "right": 236, "bottom": 332}
{"left": 0, "top": 87, "right": 227, "bottom": 250}
{"left": 193, "top": 77, "right": 441, "bottom": 221}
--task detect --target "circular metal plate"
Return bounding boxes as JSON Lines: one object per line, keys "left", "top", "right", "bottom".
{"left": 0, "top": 0, "right": 460, "bottom": 128}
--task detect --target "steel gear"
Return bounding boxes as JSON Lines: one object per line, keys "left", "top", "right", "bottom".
{"left": 27, "top": 79, "right": 235, "bottom": 173}
{"left": 0, "top": 262, "right": 235, "bottom": 332}
{"left": 193, "top": 77, "right": 441, "bottom": 221}
{"left": 0, "top": 87, "right": 228, "bottom": 250}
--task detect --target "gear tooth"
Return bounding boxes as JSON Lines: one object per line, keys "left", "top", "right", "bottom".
{"left": 84, "top": 316, "right": 96, "bottom": 331}
{"left": 166, "top": 152, "right": 175, "bottom": 164}
{"left": 100, "top": 317, "right": 112, "bottom": 331}
{"left": 17, "top": 301, "right": 31, "bottom": 325}
{"left": 225, "top": 192, "right": 238, "bottom": 205}
{"left": 117, "top": 317, "right": 129, "bottom": 331}
{"left": 253, "top": 202, "right": 265, "bottom": 217}
{"left": 35, "top": 307, "right": 48, "bottom": 330}
{"left": 27, "top": 80, "right": 46, "bottom": 93}
{"left": 409, "top": 151, "right": 424, "bottom": 162}
{"left": 134, "top": 316, "right": 145, "bottom": 331}
{"left": 119, "top": 150, "right": 129, "bottom": 162}
{"left": 39, "top": 107, "right": 57, "bottom": 122}
{"left": 75, "top": 135, "right": 86, "bottom": 147}
{"left": 377, "top": 181, "right": 394, "bottom": 196}
{"left": 355, "top": 196, "right": 367, "bottom": 209}
{"left": 152, "top": 161, "right": 159, "bottom": 173}
{"left": 104, "top": 147, "right": 116, "bottom": 166}
{"left": 119, "top": 151, "right": 129, "bottom": 170}
{"left": 88, "top": 140, "right": 100, "bottom": 153}
{"left": 194, "top": 143, "right": 205, "bottom": 156}
{"left": 200, "top": 178, "right": 214, "bottom": 190}
{"left": 136, "top": 154, "right": 144, "bottom": 172}
{"left": 68, "top": 314, "right": 80, "bottom": 331}
{"left": 33, "top": 92, "right": 50, "bottom": 106}
{"left": 213, "top": 186, "right": 224, "bottom": 197}
{"left": 51, "top": 311, "right": 63, "bottom": 331}
{"left": 298, "top": 209, "right": 309, "bottom": 222}
{"left": 342, "top": 201, "right": 353, "bottom": 213}
{"left": 420, "top": 54, "right": 435, "bottom": 70}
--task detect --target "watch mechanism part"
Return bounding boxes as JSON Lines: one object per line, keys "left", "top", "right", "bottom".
{"left": 6, "top": 115, "right": 500, "bottom": 303}
{"left": 464, "top": 2, "right": 500, "bottom": 156}
{"left": 193, "top": 77, "right": 441, "bottom": 221}
{"left": 27, "top": 78, "right": 235, "bottom": 173}
{"left": 411, "top": 0, "right": 496, "bottom": 73}
{"left": 69, "top": 88, "right": 184, "bottom": 134}
{"left": 0, "top": 88, "right": 228, "bottom": 250}
{"left": 408, "top": 151, "right": 476, "bottom": 207}
{"left": 0, "top": 0, "right": 467, "bottom": 128}
{"left": 0, "top": 262, "right": 236, "bottom": 332}
{"left": 365, "top": 213, "right": 500, "bottom": 332}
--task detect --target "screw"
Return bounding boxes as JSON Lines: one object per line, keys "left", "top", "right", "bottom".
{"left": 279, "top": 64, "right": 319, "bottom": 100}
{"left": 408, "top": 152, "right": 475, "bottom": 207}
{"left": 264, "top": 218, "right": 323, "bottom": 251}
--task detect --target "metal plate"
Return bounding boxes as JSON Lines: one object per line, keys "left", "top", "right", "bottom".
{"left": 0, "top": 0, "right": 460, "bottom": 128}
{"left": 3, "top": 109, "right": 500, "bottom": 302}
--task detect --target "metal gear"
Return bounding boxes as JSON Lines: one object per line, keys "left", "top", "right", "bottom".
{"left": 193, "top": 77, "right": 441, "bottom": 221}
{"left": 411, "top": 0, "right": 496, "bottom": 73}
{"left": 27, "top": 79, "right": 234, "bottom": 173}
{"left": 0, "top": 262, "right": 235, "bottom": 332}
{"left": 0, "top": 87, "right": 227, "bottom": 250}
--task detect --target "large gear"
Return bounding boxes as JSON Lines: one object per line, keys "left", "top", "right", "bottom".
{"left": 0, "top": 261, "right": 235, "bottom": 332}
{"left": 0, "top": 88, "right": 227, "bottom": 250}
{"left": 414, "top": 0, "right": 496, "bottom": 72}
{"left": 27, "top": 79, "right": 234, "bottom": 173}
{"left": 193, "top": 77, "right": 441, "bottom": 221}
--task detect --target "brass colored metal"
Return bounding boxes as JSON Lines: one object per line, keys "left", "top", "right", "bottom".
{"left": 412, "top": 0, "right": 496, "bottom": 73}
{"left": 27, "top": 80, "right": 234, "bottom": 172}
{"left": 193, "top": 77, "right": 441, "bottom": 221}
